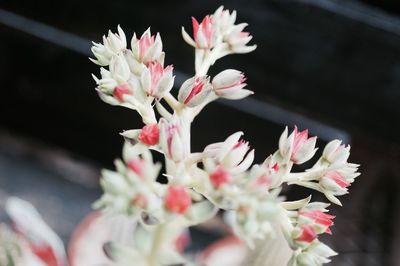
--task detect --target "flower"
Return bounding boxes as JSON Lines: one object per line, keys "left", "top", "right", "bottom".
{"left": 320, "top": 170, "right": 350, "bottom": 195}
{"left": 279, "top": 126, "right": 317, "bottom": 164}
{"left": 225, "top": 24, "right": 256, "bottom": 54}
{"left": 211, "top": 6, "right": 237, "bottom": 35}
{"left": 209, "top": 167, "right": 231, "bottom": 188}
{"left": 192, "top": 15, "right": 214, "bottom": 48}
{"left": 138, "top": 123, "right": 160, "bottom": 146}
{"left": 244, "top": 155, "right": 282, "bottom": 190}
{"left": 298, "top": 203, "right": 335, "bottom": 234}
{"left": 91, "top": 25, "right": 127, "bottom": 66}
{"left": 290, "top": 241, "right": 337, "bottom": 266}
{"left": 131, "top": 28, "right": 164, "bottom": 65}
{"left": 127, "top": 158, "right": 146, "bottom": 176}
{"left": 110, "top": 53, "right": 131, "bottom": 82}
{"left": 159, "top": 117, "right": 186, "bottom": 162}
{"left": 212, "top": 69, "right": 253, "bottom": 100}
{"left": 322, "top": 140, "right": 350, "bottom": 165}
{"left": 204, "top": 132, "right": 254, "bottom": 174}
{"left": 295, "top": 224, "right": 317, "bottom": 243}
{"left": 165, "top": 186, "right": 192, "bottom": 214}
{"left": 141, "top": 62, "right": 174, "bottom": 98}
{"left": 178, "top": 76, "right": 212, "bottom": 107}
{"left": 113, "top": 83, "right": 132, "bottom": 102}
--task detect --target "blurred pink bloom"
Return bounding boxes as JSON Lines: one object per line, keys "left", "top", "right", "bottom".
{"left": 209, "top": 167, "right": 231, "bottom": 188}
{"left": 165, "top": 186, "right": 192, "bottom": 214}
{"left": 296, "top": 225, "right": 317, "bottom": 243}
{"left": 138, "top": 123, "right": 160, "bottom": 146}
{"left": 113, "top": 83, "right": 132, "bottom": 102}
{"left": 192, "top": 15, "right": 214, "bottom": 48}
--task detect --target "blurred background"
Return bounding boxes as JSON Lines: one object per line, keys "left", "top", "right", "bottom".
{"left": 1, "top": 0, "right": 400, "bottom": 265}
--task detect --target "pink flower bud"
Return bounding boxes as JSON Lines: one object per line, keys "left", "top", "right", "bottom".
{"left": 165, "top": 186, "right": 192, "bottom": 214}
{"left": 159, "top": 117, "right": 185, "bottom": 162}
{"left": 209, "top": 167, "right": 231, "bottom": 188}
{"left": 279, "top": 126, "right": 317, "bottom": 164}
{"left": 212, "top": 69, "right": 253, "bottom": 100}
{"left": 291, "top": 127, "right": 317, "bottom": 164}
{"left": 192, "top": 15, "right": 214, "bottom": 48}
{"left": 138, "top": 123, "right": 159, "bottom": 146}
{"left": 131, "top": 28, "right": 164, "bottom": 65}
{"left": 299, "top": 209, "right": 335, "bottom": 235}
{"left": 178, "top": 76, "right": 212, "bottom": 107}
{"left": 320, "top": 170, "right": 350, "bottom": 196}
{"left": 296, "top": 225, "right": 317, "bottom": 243}
{"left": 141, "top": 62, "right": 174, "bottom": 98}
{"left": 113, "top": 83, "right": 132, "bottom": 102}
{"left": 127, "top": 159, "right": 146, "bottom": 176}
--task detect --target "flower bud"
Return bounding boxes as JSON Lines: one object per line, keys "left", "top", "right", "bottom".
{"left": 110, "top": 54, "right": 131, "bottom": 82}
{"left": 113, "top": 83, "right": 132, "bottom": 102}
{"left": 90, "top": 25, "right": 127, "bottom": 66}
{"left": 319, "top": 170, "right": 350, "bottom": 195}
{"left": 138, "top": 123, "right": 159, "bottom": 146}
{"left": 141, "top": 62, "right": 174, "bottom": 99}
{"left": 295, "top": 225, "right": 317, "bottom": 243}
{"left": 279, "top": 126, "right": 317, "bottom": 164}
{"left": 165, "top": 186, "right": 192, "bottom": 214}
{"left": 131, "top": 28, "right": 164, "bottom": 65}
{"left": 178, "top": 76, "right": 212, "bottom": 107}
{"left": 323, "top": 140, "right": 350, "bottom": 165}
{"left": 225, "top": 24, "right": 257, "bottom": 54}
{"left": 212, "top": 69, "right": 253, "bottom": 100}
{"left": 159, "top": 117, "right": 185, "bottom": 162}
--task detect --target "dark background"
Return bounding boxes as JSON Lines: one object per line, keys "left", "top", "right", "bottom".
{"left": 1, "top": 0, "right": 400, "bottom": 265}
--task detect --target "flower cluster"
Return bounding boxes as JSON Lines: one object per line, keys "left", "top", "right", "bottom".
{"left": 90, "top": 5, "right": 360, "bottom": 266}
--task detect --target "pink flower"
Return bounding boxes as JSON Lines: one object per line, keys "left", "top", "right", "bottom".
{"left": 113, "top": 83, "right": 132, "bottom": 102}
{"left": 299, "top": 209, "right": 335, "bottom": 235}
{"left": 291, "top": 127, "right": 317, "bottom": 163}
{"left": 138, "top": 123, "right": 160, "bottom": 146}
{"left": 204, "top": 132, "right": 254, "bottom": 174}
{"left": 209, "top": 167, "right": 231, "bottom": 188}
{"left": 212, "top": 69, "right": 253, "bottom": 100}
{"left": 320, "top": 170, "right": 351, "bottom": 196}
{"left": 131, "top": 28, "right": 163, "bottom": 64}
{"left": 127, "top": 158, "right": 146, "bottom": 176}
{"left": 178, "top": 76, "right": 212, "bottom": 107}
{"left": 279, "top": 126, "right": 317, "bottom": 164}
{"left": 191, "top": 15, "right": 214, "bottom": 48}
{"left": 296, "top": 225, "right": 317, "bottom": 243}
{"left": 141, "top": 62, "right": 174, "bottom": 98}
{"left": 165, "top": 186, "right": 192, "bottom": 214}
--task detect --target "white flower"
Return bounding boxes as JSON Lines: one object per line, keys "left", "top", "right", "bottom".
{"left": 212, "top": 6, "right": 237, "bottom": 35}
{"left": 279, "top": 126, "right": 317, "bottom": 164}
{"left": 131, "top": 28, "right": 164, "bottom": 65}
{"left": 91, "top": 25, "right": 127, "bottom": 66}
{"left": 204, "top": 132, "right": 254, "bottom": 174}
{"left": 212, "top": 69, "right": 253, "bottom": 100}
{"left": 322, "top": 140, "right": 350, "bottom": 165}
